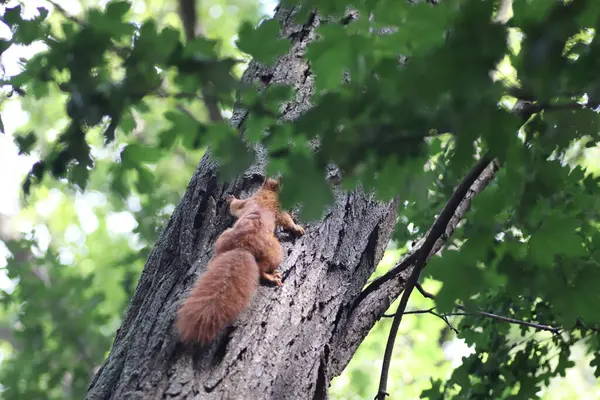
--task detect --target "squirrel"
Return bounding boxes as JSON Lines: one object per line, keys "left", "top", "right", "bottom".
{"left": 176, "top": 177, "right": 304, "bottom": 344}
{"left": 226, "top": 178, "right": 306, "bottom": 236}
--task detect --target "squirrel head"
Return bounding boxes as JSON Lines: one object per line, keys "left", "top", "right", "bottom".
{"left": 262, "top": 177, "right": 281, "bottom": 192}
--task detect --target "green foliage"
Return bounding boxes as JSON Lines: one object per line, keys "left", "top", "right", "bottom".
{"left": 0, "top": 0, "right": 264, "bottom": 398}
{"left": 237, "top": 19, "right": 291, "bottom": 65}
{"left": 2, "top": 0, "right": 600, "bottom": 399}
{"left": 332, "top": 250, "right": 455, "bottom": 399}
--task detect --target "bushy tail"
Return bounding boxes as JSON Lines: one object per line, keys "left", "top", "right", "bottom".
{"left": 176, "top": 249, "right": 259, "bottom": 344}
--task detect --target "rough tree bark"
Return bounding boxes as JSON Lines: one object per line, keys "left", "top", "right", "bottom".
{"left": 85, "top": 6, "right": 496, "bottom": 400}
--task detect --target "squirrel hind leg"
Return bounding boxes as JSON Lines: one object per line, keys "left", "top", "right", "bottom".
{"left": 263, "top": 237, "right": 283, "bottom": 268}
{"left": 261, "top": 270, "right": 283, "bottom": 287}
{"left": 257, "top": 238, "right": 284, "bottom": 286}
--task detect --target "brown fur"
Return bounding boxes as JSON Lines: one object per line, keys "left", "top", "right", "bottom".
{"left": 226, "top": 178, "right": 306, "bottom": 236}
{"left": 176, "top": 201, "right": 283, "bottom": 344}
{"left": 216, "top": 204, "right": 284, "bottom": 285}
{"left": 176, "top": 249, "right": 259, "bottom": 344}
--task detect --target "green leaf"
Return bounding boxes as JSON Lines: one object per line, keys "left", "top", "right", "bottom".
{"left": 261, "top": 84, "right": 295, "bottom": 112}
{"left": 110, "top": 165, "right": 128, "bottom": 198}
{"left": 373, "top": 0, "right": 456, "bottom": 53}
{"left": 3, "top": 6, "right": 22, "bottom": 27}
{"left": 426, "top": 251, "right": 486, "bottom": 313}
{"left": 528, "top": 216, "right": 586, "bottom": 268}
{"left": 155, "top": 27, "right": 181, "bottom": 63}
{"left": 512, "top": 0, "right": 560, "bottom": 27}
{"left": 159, "top": 129, "right": 178, "bottom": 149}
{"left": 236, "top": 19, "right": 291, "bottom": 65}
{"left": 591, "top": 353, "right": 600, "bottom": 378}
{"left": 278, "top": 151, "right": 334, "bottom": 221}
{"left": 120, "top": 112, "right": 136, "bottom": 135}
{"left": 245, "top": 114, "right": 270, "bottom": 143}
{"left": 14, "top": 132, "right": 37, "bottom": 154}
{"left": 182, "top": 37, "right": 218, "bottom": 61}
{"left": 421, "top": 379, "right": 444, "bottom": 400}
{"left": 306, "top": 24, "right": 350, "bottom": 92}
{"left": 206, "top": 122, "right": 254, "bottom": 180}
{"left": 105, "top": 0, "right": 131, "bottom": 20}
{"left": 161, "top": 109, "right": 204, "bottom": 149}
{"left": 87, "top": 5, "right": 134, "bottom": 38}
{"left": 0, "top": 39, "right": 11, "bottom": 57}
{"left": 135, "top": 165, "right": 155, "bottom": 193}
{"left": 121, "top": 144, "right": 163, "bottom": 166}
{"left": 68, "top": 164, "right": 90, "bottom": 191}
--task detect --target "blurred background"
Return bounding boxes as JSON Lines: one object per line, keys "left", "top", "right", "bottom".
{"left": 0, "top": 0, "right": 598, "bottom": 399}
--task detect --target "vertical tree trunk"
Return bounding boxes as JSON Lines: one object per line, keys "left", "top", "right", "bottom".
{"left": 86, "top": 7, "right": 401, "bottom": 399}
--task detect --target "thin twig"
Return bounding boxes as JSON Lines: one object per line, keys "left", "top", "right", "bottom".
{"left": 384, "top": 306, "right": 560, "bottom": 336}
{"left": 178, "top": 0, "right": 224, "bottom": 122}
{"left": 175, "top": 104, "right": 202, "bottom": 124}
{"left": 383, "top": 307, "right": 435, "bottom": 317}
{"left": 156, "top": 89, "right": 201, "bottom": 100}
{"left": 455, "top": 306, "right": 561, "bottom": 335}
{"left": 575, "top": 319, "right": 600, "bottom": 334}
{"left": 415, "top": 282, "right": 435, "bottom": 299}
{"left": 46, "top": 0, "right": 84, "bottom": 25}
{"left": 374, "top": 155, "right": 494, "bottom": 400}
{"left": 435, "top": 311, "right": 459, "bottom": 334}
{"left": 383, "top": 307, "right": 458, "bottom": 333}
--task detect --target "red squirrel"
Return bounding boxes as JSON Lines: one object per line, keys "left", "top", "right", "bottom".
{"left": 176, "top": 178, "right": 305, "bottom": 344}
{"left": 227, "top": 178, "right": 305, "bottom": 236}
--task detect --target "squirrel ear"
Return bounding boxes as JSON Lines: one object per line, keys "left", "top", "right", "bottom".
{"left": 263, "top": 177, "right": 280, "bottom": 191}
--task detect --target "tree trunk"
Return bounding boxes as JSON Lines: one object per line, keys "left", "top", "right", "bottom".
{"left": 86, "top": 7, "right": 405, "bottom": 400}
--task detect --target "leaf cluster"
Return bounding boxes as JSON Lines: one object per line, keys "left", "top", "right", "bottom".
{"left": 2, "top": 0, "right": 600, "bottom": 398}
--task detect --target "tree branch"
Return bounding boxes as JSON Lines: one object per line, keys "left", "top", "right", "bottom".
{"left": 353, "top": 160, "right": 499, "bottom": 307}
{"left": 455, "top": 306, "right": 561, "bottom": 335}
{"left": 329, "top": 158, "right": 500, "bottom": 377}
{"left": 178, "top": 0, "right": 198, "bottom": 39}
{"left": 178, "top": 0, "right": 224, "bottom": 122}
{"left": 383, "top": 307, "right": 458, "bottom": 333}
{"left": 415, "top": 282, "right": 435, "bottom": 299}
{"left": 383, "top": 307, "right": 435, "bottom": 317}
{"left": 506, "top": 87, "right": 600, "bottom": 121}
{"left": 374, "top": 155, "right": 494, "bottom": 400}
{"left": 383, "top": 306, "right": 560, "bottom": 335}
{"left": 46, "top": 0, "right": 84, "bottom": 25}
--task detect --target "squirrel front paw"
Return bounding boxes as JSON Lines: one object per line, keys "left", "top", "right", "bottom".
{"left": 293, "top": 224, "right": 306, "bottom": 236}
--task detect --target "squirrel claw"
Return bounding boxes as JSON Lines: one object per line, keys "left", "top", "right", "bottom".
{"left": 293, "top": 225, "right": 306, "bottom": 236}
{"left": 261, "top": 271, "right": 284, "bottom": 287}
{"left": 273, "top": 271, "right": 283, "bottom": 287}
